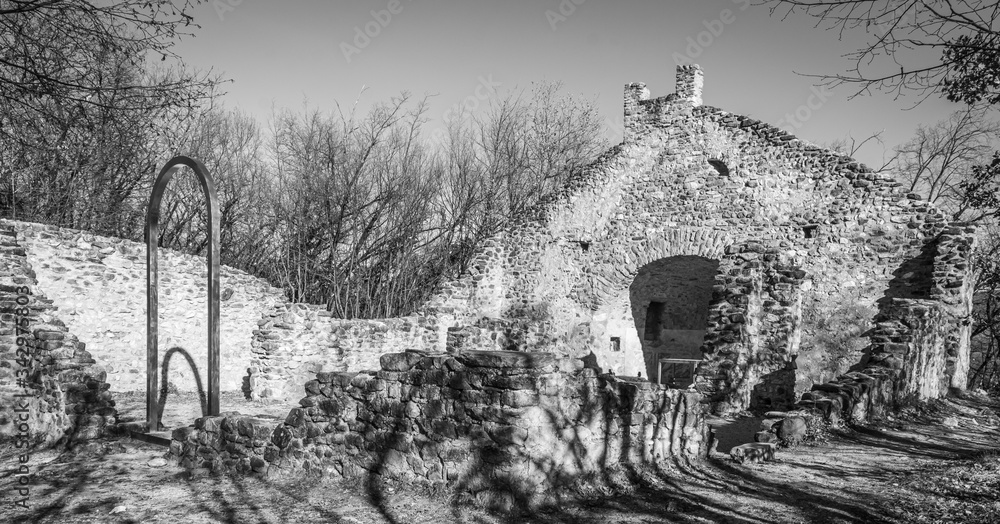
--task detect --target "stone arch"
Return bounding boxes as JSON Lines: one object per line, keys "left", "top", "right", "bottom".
{"left": 146, "top": 156, "right": 220, "bottom": 430}
{"left": 589, "top": 228, "right": 733, "bottom": 307}
{"left": 579, "top": 228, "right": 735, "bottom": 381}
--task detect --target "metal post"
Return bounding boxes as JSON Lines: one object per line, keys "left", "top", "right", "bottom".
{"left": 146, "top": 156, "right": 220, "bottom": 431}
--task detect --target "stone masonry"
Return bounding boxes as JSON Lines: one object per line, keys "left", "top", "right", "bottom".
{"left": 9, "top": 220, "right": 285, "bottom": 394}
{"left": 248, "top": 64, "right": 978, "bottom": 418}
{"left": 0, "top": 220, "right": 117, "bottom": 445}
{"left": 170, "top": 349, "right": 709, "bottom": 507}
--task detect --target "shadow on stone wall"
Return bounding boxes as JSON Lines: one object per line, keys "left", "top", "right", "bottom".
{"left": 169, "top": 350, "right": 710, "bottom": 515}
{"left": 878, "top": 239, "right": 938, "bottom": 306}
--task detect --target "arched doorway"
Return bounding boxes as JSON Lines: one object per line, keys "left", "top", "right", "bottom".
{"left": 629, "top": 255, "right": 719, "bottom": 385}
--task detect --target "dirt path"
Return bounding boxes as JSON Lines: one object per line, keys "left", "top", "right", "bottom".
{"left": 2, "top": 392, "right": 999, "bottom": 523}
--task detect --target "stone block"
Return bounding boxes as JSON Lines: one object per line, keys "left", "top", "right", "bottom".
{"left": 730, "top": 442, "right": 776, "bottom": 464}
{"left": 776, "top": 417, "right": 807, "bottom": 442}
{"left": 380, "top": 352, "right": 425, "bottom": 372}
{"left": 754, "top": 431, "right": 778, "bottom": 444}
{"left": 456, "top": 350, "right": 556, "bottom": 369}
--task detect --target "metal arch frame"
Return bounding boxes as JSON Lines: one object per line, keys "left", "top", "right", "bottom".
{"left": 146, "top": 156, "right": 220, "bottom": 431}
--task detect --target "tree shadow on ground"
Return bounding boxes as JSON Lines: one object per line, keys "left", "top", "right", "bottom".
{"left": 0, "top": 439, "right": 353, "bottom": 524}
{"left": 349, "top": 364, "right": 909, "bottom": 524}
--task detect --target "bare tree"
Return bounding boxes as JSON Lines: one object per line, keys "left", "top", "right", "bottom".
{"left": 0, "top": 0, "right": 221, "bottom": 234}
{"left": 823, "top": 130, "right": 897, "bottom": 172}
{"left": 761, "top": 0, "right": 1000, "bottom": 103}
{"left": 156, "top": 105, "right": 273, "bottom": 269}
{"left": 890, "top": 105, "right": 1000, "bottom": 221}
{"left": 0, "top": 0, "right": 219, "bottom": 113}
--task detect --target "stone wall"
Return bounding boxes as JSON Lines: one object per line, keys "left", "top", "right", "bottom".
{"left": 170, "top": 350, "right": 709, "bottom": 506}
{"left": 248, "top": 303, "right": 445, "bottom": 400}
{"left": 245, "top": 64, "right": 977, "bottom": 416}
{"left": 789, "top": 224, "right": 978, "bottom": 425}
{"left": 0, "top": 220, "right": 116, "bottom": 445}
{"left": 9, "top": 220, "right": 285, "bottom": 393}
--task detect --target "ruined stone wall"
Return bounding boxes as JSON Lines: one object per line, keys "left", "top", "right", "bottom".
{"left": 246, "top": 65, "right": 973, "bottom": 415}
{"left": 408, "top": 66, "right": 961, "bottom": 414}
{"left": 0, "top": 220, "right": 116, "bottom": 445}
{"left": 170, "top": 350, "right": 709, "bottom": 506}
{"left": 790, "top": 224, "right": 977, "bottom": 425}
{"left": 9, "top": 220, "right": 285, "bottom": 393}
{"left": 248, "top": 303, "right": 445, "bottom": 400}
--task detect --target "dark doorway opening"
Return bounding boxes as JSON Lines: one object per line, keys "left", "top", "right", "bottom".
{"left": 629, "top": 255, "right": 719, "bottom": 384}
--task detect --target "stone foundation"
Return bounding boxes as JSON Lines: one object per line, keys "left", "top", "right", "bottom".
{"left": 171, "top": 350, "right": 709, "bottom": 505}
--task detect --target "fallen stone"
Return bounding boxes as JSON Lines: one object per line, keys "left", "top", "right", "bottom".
{"left": 777, "top": 416, "right": 808, "bottom": 442}
{"left": 760, "top": 418, "right": 783, "bottom": 432}
{"left": 147, "top": 457, "right": 168, "bottom": 468}
{"left": 380, "top": 352, "right": 425, "bottom": 372}
{"left": 456, "top": 350, "right": 556, "bottom": 369}
{"left": 754, "top": 431, "right": 778, "bottom": 444}
{"left": 730, "top": 443, "right": 776, "bottom": 464}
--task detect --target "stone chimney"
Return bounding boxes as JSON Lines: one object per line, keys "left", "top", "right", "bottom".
{"left": 623, "top": 82, "right": 650, "bottom": 142}
{"left": 676, "top": 64, "right": 703, "bottom": 106}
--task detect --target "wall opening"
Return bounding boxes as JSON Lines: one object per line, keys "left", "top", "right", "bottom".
{"left": 708, "top": 159, "right": 730, "bottom": 176}
{"left": 803, "top": 225, "right": 818, "bottom": 239}
{"left": 643, "top": 301, "right": 665, "bottom": 340}
{"left": 629, "top": 256, "right": 720, "bottom": 385}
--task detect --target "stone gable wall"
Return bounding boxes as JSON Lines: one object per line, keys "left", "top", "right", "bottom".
{"left": 9, "top": 220, "right": 285, "bottom": 393}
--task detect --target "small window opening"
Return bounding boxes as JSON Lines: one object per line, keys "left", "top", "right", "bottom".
{"left": 644, "top": 301, "right": 665, "bottom": 341}
{"left": 610, "top": 337, "right": 621, "bottom": 352}
{"left": 803, "top": 225, "right": 818, "bottom": 239}
{"left": 579, "top": 240, "right": 591, "bottom": 252}
{"left": 708, "top": 159, "right": 730, "bottom": 176}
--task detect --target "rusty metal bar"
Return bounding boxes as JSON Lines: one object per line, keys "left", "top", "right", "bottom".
{"left": 146, "top": 156, "right": 220, "bottom": 431}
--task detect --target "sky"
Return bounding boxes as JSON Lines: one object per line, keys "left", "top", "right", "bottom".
{"left": 169, "top": 0, "right": 971, "bottom": 169}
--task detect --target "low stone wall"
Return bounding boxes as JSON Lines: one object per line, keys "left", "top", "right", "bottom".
{"left": 10, "top": 220, "right": 285, "bottom": 393}
{"left": 171, "top": 350, "right": 709, "bottom": 505}
{"left": 795, "top": 368, "right": 897, "bottom": 424}
{"left": 247, "top": 303, "right": 446, "bottom": 400}
{"left": 0, "top": 220, "right": 116, "bottom": 445}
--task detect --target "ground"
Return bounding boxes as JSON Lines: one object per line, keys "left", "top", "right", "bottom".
{"left": 2, "top": 391, "right": 999, "bottom": 523}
